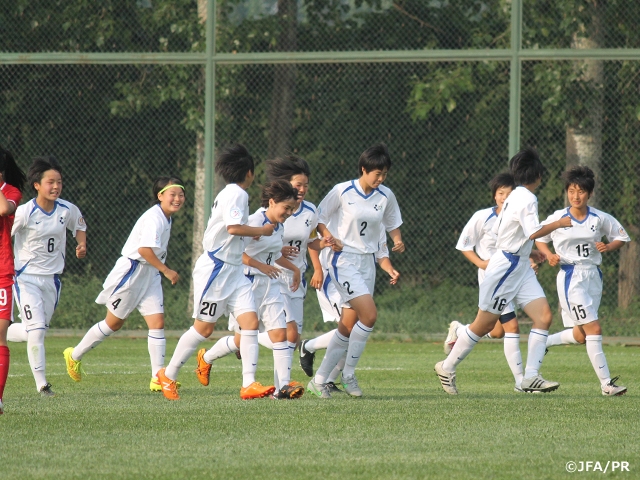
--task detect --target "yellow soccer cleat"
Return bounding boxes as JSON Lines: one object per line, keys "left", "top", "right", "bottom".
{"left": 63, "top": 347, "right": 82, "bottom": 382}
{"left": 150, "top": 376, "right": 181, "bottom": 392}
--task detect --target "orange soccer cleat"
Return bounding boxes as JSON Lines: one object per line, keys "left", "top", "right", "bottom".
{"left": 195, "top": 348, "right": 212, "bottom": 386}
{"left": 240, "top": 382, "right": 275, "bottom": 400}
{"left": 157, "top": 368, "right": 180, "bottom": 400}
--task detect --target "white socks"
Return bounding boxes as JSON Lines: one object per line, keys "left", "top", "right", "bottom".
{"left": 586, "top": 335, "right": 610, "bottom": 386}
{"left": 240, "top": 329, "right": 260, "bottom": 388}
{"left": 524, "top": 329, "right": 548, "bottom": 378}
{"left": 305, "top": 330, "right": 336, "bottom": 353}
{"left": 165, "top": 327, "right": 206, "bottom": 380}
{"left": 7, "top": 322, "right": 28, "bottom": 342}
{"left": 442, "top": 326, "right": 480, "bottom": 372}
{"left": 27, "top": 327, "right": 47, "bottom": 391}
{"left": 73, "top": 320, "right": 114, "bottom": 361}
{"left": 546, "top": 329, "right": 579, "bottom": 348}
{"left": 314, "top": 331, "right": 349, "bottom": 384}
{"left": 203, "top": 335, "right": 238, "bottom": 363}
{"left": 147, "top": 329, "right": 166, "bottom": 378}
{"left": 503, "top": 333, "right": 523, "bottom": 387}
{"left": 342, "top": 321, "right": 373, "bottom": 378}
{"left": 326, "top": 352, "right": 346, "bottom": 383}
{"left": 272, "top": 341, "right": 291, "bottom": 389}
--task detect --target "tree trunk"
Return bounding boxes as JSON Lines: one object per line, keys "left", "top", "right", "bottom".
{"left": 566, "top": 26, "right": 603, "bottom": 207}
{"left": 268, "top": 0, "right": 297, "bottom": 158}
{"left": 618, "top": 226, "right": 640, "bottom": 309}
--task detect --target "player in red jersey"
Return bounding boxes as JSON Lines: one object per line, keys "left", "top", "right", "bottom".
{"left": 0, "top": 147, "right": 26, "bottom": 414}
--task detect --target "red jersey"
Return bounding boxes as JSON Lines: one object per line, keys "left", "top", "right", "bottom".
{"left": 0, "top": 182, "right": 22, "bottom": 286}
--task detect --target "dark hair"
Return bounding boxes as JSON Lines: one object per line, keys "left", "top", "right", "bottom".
{"left": 562, "top": 165, "right": 595, "bottom": 195}
{"left": 265, "top": 156, "right": 311, "bottom": 183}
{"left": 215, "top": 144, "right": 254, "bottom": 184}
{"left": 28, "top": 156, "right": 62, "bottom": 193}
{"left": 153, "top": 176, "right": 185, "bottom": 205}
{"left": 489, "top": 172, "right": 516, "bottom": 200}
{"left": 358, "top": 143, "right": 391, "bottom": 176}
{"left": 509, "top": 147, "right": 544, "bottom": 186}
{"left": 0, "top": 146, "right": 27, "bottom": 192}
{"left": 261, "top": 179, "right": 299, "bottom": 209}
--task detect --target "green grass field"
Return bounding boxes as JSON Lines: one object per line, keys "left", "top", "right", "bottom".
{"left": 2, "top": 336, "right": 639, "bottom": 479}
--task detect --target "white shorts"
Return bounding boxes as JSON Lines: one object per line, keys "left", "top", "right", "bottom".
{"left": 192, "top": 253, "right": 255, "bottom": 323}
{"left": 228, "top": 274, "right": 286, "bottom": 333}
{"left": 278, "top": 268, "right": 307, "bottom": 300}
{"left": 282, "top": 294, "right": 304, "bottom": 333}
{"left": 328, "top": 251, "right": 376, "bottom": 303}
{"left": 479, "top": 251, "right": 545, "bottom": 314}
{"left": 478, "top": 266, "right": 516, "bottom": 319}
{"left": 14, "top": 273, "right": 61, "bottom": 330}
{"left": 316, "top": 269, "right": 343, "bottom": 323}
{"left": 557, "top": 265, "right": 602, "bottom": 327}
{"left": 96, "top": 257, "right": 163, "bottom": 319}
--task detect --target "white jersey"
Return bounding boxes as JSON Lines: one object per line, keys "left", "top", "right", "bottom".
{"left": 318, "top": 180, "right": 402, "bottom": 254}
{"left": 319, "top": 228, "right": 389, "bottom": 270}
{"left": 12, "top": 199, "right": 86, "bottom": 275}
{"left": 243, "top": 210, "right": 284, "bottom": 277}
{"left": 456, "top": 207, "right": 498, "bottom": 261}
{"left": 120, "top": 204, "right": 172, "bottom": 264}
{"left": 537, "top": 207, "right": 630, "bottom": 266}
{"left": 492, "top": 186, "right": 542, "bottom": 257}
{"left": 280, "top": 201, "right": 318, "bottom": 274}
{"left": 201, "top": 183, "right": 249, "bottom": 265}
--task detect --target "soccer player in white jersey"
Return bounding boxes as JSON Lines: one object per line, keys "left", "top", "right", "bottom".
{"left": 63, "top": 176, "right": 183, "bottom": 391}
{"left": 307, "top": 143, "right": 404, "bottom": 398}
{"left": 446, "top": 173, "right": 539, "bottom": 392}
{"left": 535, "top": 166, "right": 629, "bottom": 396}
{"left": 196, "top": 180, "right": 318, "bottom": 399}
{"left": 9, "top": 157, "right": 86, "bottom": 397}
{"left": 435, "top": 147, "right": 571, "bottom": 395}
{"left": 158, "top": 144, "right": 275, "bottom": 401}
{"left": 300, "top": 229, "right": 399, "bottom": 393}
{"left": 263, "top": 157, "right": 323, "bottom": 346}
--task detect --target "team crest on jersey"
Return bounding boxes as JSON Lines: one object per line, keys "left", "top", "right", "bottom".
{"left": 591, "top": 225, "right": 596, "bottom": 232}
{"left": 620, "top": 226, "right": 627, "bottom": 236}
{"left": 59, "top": 216, "right": 65, "bottom": 225}
{"left": 373, "top": 204, "right": 382, "bottom": 211}
{"left": 79, "top": 216, "right": 85, "bottom": 226}
{"left": 230, "top": 207, "right": 242, "bottom": 219}
{"left": 305, "top": 219, "right": 311, "bottom": 227}
{"left": 463, "top": 236, "right": 470, "bottom": 247}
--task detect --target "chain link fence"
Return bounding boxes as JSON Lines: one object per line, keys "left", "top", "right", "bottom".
{"left": 2, "top": 1, "right": 640, "bottom": 334}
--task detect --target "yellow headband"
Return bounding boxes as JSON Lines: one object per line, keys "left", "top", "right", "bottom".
{"left": 158, "top": 184, "right": 185, "bottom": 195}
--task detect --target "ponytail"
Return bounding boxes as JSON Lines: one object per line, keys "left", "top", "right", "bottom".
{"left": 0, "top": 147, "right": 27, "bottom": 192}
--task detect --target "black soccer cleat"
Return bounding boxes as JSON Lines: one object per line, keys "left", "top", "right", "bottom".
{"left": 299, "top": 340, "right": 315, "bottom": 377}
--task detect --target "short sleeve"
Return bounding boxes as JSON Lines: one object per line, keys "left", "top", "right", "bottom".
{"left": 10, "top": 205, "right": 28, "bottom": 236}
{"left": 536, "top": 212, "right": 558, "bottom": 244}
{"left": 519, "top": 197, "right": 543, "bottom": 239}
{"left": 3, "top": 185, "right": 21, "bottom": 207}
{"left": 138, "top": 216, "right": 163, "bottom": 249}
{"left": 66, "top": 203, "right": 87, "bottom": 236}
{"left": 456, "top": 211, "right": 483, "bottom": 251}
{"left": 382, "top": 190, "right": 403, "bottom": 232}
{"left": 222, "top": 189, "right": 248, "bottom": 227}
{"left": 317, "top": 186, "right": 341, "bottom": 226}
{"left": 602, "top": 213, "right": 631, "bottom": 243}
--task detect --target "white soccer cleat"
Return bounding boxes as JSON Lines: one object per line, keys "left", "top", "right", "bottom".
{"left": 341, "top": 374, "right": 363, "bottom": 397}
{"left": 0, "top": 398, "right": 3, "bottom": 414}
{"left": 444, "top": 321, "right": 463, "bottom": 355}
{"left": 602, "top": 376, "right": 627, "bottom": 396}
{"left": 307, "top": 379, "right": 332, "bottom": 399}
{"left": 520, "top": 375, "right": 559, "bottom": 393}
{"left": 434, "top": 361, "right": 458, "bottom": 395}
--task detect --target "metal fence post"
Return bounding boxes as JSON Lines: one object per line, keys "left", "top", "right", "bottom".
{"left": 204, "top": 0, "right": 216, "bottom": 223}
{"left": 509, "top": 0, "right": 522, "bottom": 158}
